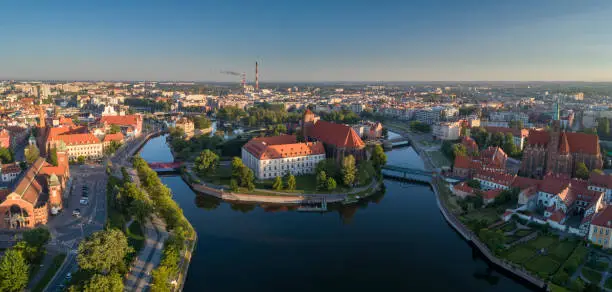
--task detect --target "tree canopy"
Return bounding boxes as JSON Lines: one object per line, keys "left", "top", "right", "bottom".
{"left": 194, "top": 150, "right": 219, "bottom": 175}
{"left": 342, "top": 155, "right": 357, "bottom": 186}
{"left": 576, "top": 162, "right": 590, "bottom": 180}
{"left": 0, "top": 147, "right": 14, "bottom": 164}
{"left": 0, "top": 249, "right": 29, "bottom": 292}
{"left": 371, "top": 144, "right": 387, "bottom": 171}
{"left": 77, "top": 229, "right": 130, "bottom": 273}
{"left": 83, "top": 273, "right": 124, "bottom": 292}
{"left": 25, "top": 144, "right": 40, "bottom": 164}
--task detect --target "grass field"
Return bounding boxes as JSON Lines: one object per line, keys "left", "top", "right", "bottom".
{"left": 525, "top": 256, "right": 561, "bottom": 275}
{"left": 550, "top": 241, "right": 578, "bottom": 262}
{"left": 605, "top": 277, "right": 612, "bottom": 290}
{"left": 426, "top": 150, "right": 451, "bottom": 168}
{"left": 528, "top": 236, "right": 557, "bottom": 250}
{"left": 582, "top": 267, "right": 602, "bottom": 283}
{"left": 585, "top": 260, "right": 609, "bottom": 272}
{"left": 515, "top": 229, "right": 533, "bottom": 237}
{"left": 505, "top": 246, "right": 536, "bottom": 264}
{"left": 461, "top": 208, "right": 501, "bottom": 225}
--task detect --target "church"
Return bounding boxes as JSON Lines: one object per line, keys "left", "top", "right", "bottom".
{"left": 520, "top": 104, "right": 603, "bottom": 178}
{"left": 301, "top": 109, "right": 366, "bottom": 161}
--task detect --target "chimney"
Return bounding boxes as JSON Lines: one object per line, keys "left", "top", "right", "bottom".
{"left": 255, "top": 62, "right": 259, "bottom": 91}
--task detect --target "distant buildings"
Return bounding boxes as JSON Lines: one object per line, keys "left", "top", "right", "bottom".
{"left": 100, "top": 114, "right": 143, "bottom": 138}
{"left": 433, "top": 122, "right": 461, "bottom": 141}
{"left": 175, "top": 117, "right": 195, "bottom": 139}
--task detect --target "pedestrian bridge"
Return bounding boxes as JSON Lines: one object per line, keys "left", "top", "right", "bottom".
{"left": 148, "top": 162, "right": 182, "bottom": 172}
{"left": 381, "top": 165, "right": 434, "bottom": 184}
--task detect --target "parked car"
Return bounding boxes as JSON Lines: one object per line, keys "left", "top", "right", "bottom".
{"left": 72, "top": 209, "right": 81, "bottom": 217}
{"left": 65, "top": 273, "right": 72, "bottom": 280}
{"left": 79, "top": 198, "right": 89, "bottom": 205}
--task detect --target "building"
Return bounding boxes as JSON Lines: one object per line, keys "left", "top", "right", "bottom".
{"left": 175, "top": 117, "right": 195, "bottom": 139}
{"left": 588, "top": 207, "right": 612, "bottom": 248}
{"left": 302, "top": 110, "right": 366, "bottom": 161}
{"left": 48, "top": 134, "right": 103, "bottom": 161}
{"left": 433, "top": 122, "right": 461, "bottom": 141}
{"left": 0, "top": 163, "right": 21, "bottom": 183}
{"left": 352, "top": 122, "right": 383, "bottom": 140}
{"left": 520, "top": 122, "right": 603, "bottom": 178}
{"left": 0, "top": 151, "right": 69, "bottom": 229}
{"left": 100, "top": 114, "right": 143, "bottom": 137}
{"left": 103, "top": 133, "right": 124, "bottom": 150}
{"left": 241, "top": 135, "right": 325, "bottom": 179}
{"left": 452, "top": 146, "right": 507, "bottom": 179}
{"left": 0, "top": 129, "right": 10, "bottom": 149}
{"left": 588, "top": 172, "right": 612, "bottom": 203}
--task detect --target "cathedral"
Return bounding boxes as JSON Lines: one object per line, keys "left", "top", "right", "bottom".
{"left": 521, "top": 119, "right": 603, "bottom": 178}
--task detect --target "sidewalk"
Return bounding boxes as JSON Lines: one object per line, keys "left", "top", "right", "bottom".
{"left": 124, "top": 218, "right": 161, "bottom": 291}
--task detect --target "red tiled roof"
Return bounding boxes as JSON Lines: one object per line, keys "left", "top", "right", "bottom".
{"left": 243, "top": 135, "right": 325, "bottom": 160}
{"left": 11, "top": 158, "right": 46, "bottom": 205}
{"left": 565, "top": 132, "right": 600, "bottom": 155}
{"left": 590, "top": 172, "right": 612, "bottom": 189}
{"left": 591, "top": 206, "right": 612, "bottom": 227}
{"left": 100, "top": 115, "right": 140, "bottom": 126}
{"left": 309, "top": 120, "right": 365, "bottom": 149}
{"left": 539, "top": 174, "right": 569, "bottom": 195}
{"left": 454, "top": 155, "right": 472, "bottom": 169}
{"left": 483, "top": 189, "right": 502, "bottom": 200}
{"left": 548, "top": 210, "right": 566, "bottom": 223}
{"left": 527, "top": 130, "right": 549, "bottom": 146}
{"left": 103, "top": 132, "right": 124, "bottom": 142}
{"left": 475, "top": 169, "right": 515, "bottom": 186}
{"left": 512, "top": 176, "right": 540, "bottom": 189}
{"left": 453, "top": 182, "right": 474, "bottom": 193}
{"left": 52, "top": 133, "right": 100, "bottom": 145}
{"left": 484, "top": 126, "right": 528, "bottom": 138}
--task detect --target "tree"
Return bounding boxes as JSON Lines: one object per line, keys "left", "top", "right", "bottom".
{"left": 77, "top": 229, "right": 130, "bottom": 273}
{"left": 371, "top": 144, "right": 387, "bottom": 171}
{"left": 598, "top": 117, "right": 610, "bottom": 137}
{"left": 326, "top": 177, "right": 337, "bottom": 191}
{"left": 49, "top": 147, "right": 58, "bottom": 166}
{"left": 502, "top": 133, "right": 517, "bottom": 156}
{"left": 129, "top": 198, "right": 153, "bottom": 223}
{"left": 452, "top": 144, "right": 467, "bottom": 160}
{"left": 109, "top": 124, "right": 121, "bottom": 134}
{"left": 490, "top": 132, "right": 504, "bottom": 147}
{"left": 192, "top": 115, "right": 212, "bottom": 129}
{"left": 78, "top": 156, "right": 86, "bottom": 164}
{"left": 229, "top": 179, "right": 239, "bottom": 192}
{"left": 466, "top": 179, "right": 481, "bottom": 189}
{"left": 0, "top": 147, "right": 13, "bottom": 164}
{"left": 316, "top": 171, "right": 327, "bottom": 191}
{"left": 473, "top": 127, "right": 488, "bottom": 148}
{"left": 83, "top": 273, "right": 123, "bottom": 292}
{"left": 231, "top": 157, "right": 244, "bottom": 178}
{"left": 151, "top": 266, "right": 173, "bottom": 292}
{"left": 0, "top": 249, "right": 29, "bottom": 292}
{"left": 286, "top": 175, "right": 296, "bottom": 190}
{"left": 295, "top": 129, "right": 305, "bottom": 143}
{"left": 576, "top": 162, "right": 590, "bottom": 180}
{"left": 341, "top": 155, "right": 357, "bottom": 186}
{"left": 357, "top": 161, "right": 375, "bottom": 185}
{"left": 478, "top": 228, "right": 505, "bottom": 253}
{"left": 272, "top": 176, "right": 283, "bottom": 190}
{"left": 25, "top": 144, "right": 40, "bottom": 164}
{"left": 194, "top": 150, "right": 219, "bottom": 175}
{"left": 316, "top": 159, "right": 340, "bottom": 179}
{"left": 23, "top": 227, "right": 50, "bottom": 249}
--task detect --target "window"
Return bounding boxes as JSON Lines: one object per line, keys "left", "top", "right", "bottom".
{"left": 594, "top": 227, "right": 598, "bottom": 233}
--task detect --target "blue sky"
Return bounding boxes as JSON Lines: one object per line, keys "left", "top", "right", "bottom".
{"left": 1, "top": 0, "right": 611, "bottom": 81}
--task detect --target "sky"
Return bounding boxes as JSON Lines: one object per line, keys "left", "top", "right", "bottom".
{"left": 1, "top": 0, "right": 612, "bottom": 82}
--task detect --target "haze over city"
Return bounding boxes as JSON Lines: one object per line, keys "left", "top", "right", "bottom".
{"left": 2, "top": 0, "right": 612, "bottom": 81}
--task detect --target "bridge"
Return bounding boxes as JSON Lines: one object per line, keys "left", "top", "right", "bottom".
{"left": 382, "top": 137, "right": 410, "bottom": 149}
{"left": 148, "top": 162, "right": 182, "bottom": 172}
{"left": 381, "top": 165, "right": 434, "bottom": 184}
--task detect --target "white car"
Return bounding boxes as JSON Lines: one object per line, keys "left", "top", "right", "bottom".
{"left": 72, "top": 209, "right": 81, "bottom": 217}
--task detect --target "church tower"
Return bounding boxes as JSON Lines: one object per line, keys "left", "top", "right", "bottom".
{"left": 546, "top": 120, "right": 561, "bottom": 174}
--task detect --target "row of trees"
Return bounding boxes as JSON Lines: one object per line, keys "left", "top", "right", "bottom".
{"left": 272, "top": 174, "right": 296, "bottom": 191}
{"left": 409, "top": 121, "right": 431, "bottom": 133}
{"left": 320, "top": 109, "right": 360, "bottom": 125}
{"left": 0, "top": 227, "right": 50, "bottom": 292}
{"left": 470, "top": 127, "right": 521, "bottom": 157}
{"left": 151, "top": 235, "right": 184, "bottom": 292}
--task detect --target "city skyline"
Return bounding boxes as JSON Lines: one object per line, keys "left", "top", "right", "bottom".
{"left": 1, "top": 0, "right": 612, "bottom": 82}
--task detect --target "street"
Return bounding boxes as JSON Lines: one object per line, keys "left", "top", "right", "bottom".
{"left": 44, "top": 165, "right": 107, "bottom": 291}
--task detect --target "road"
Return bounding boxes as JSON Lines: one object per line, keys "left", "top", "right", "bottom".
{"left": 44, "top": 165, "right": 108, "bottom": 292}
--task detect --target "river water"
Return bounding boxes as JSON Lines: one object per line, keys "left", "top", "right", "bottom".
{"left": 140, "top": 135, "right": 532, "bottom": 292}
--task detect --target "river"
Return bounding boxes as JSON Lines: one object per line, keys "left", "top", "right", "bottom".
{"left": 139, "top": 135, "right": 532, "bottom": 292}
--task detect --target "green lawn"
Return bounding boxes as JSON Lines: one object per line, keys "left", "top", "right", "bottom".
{"left": 500, "top": 222, "right": 517, "bottom": 232}
{"left": 427, "top": 150, "right": 450, "bottom": 168}
{"left": 548, "top": 283, "right": 569, "bottom": 292}
{"left": 585, "top": 260, "right": 609, "bottom": 272}
{"left": 32, "top": 253, "right": 67, "bottom": 292}
{"left": 198, "top": 165, "right": 232, "bottom": 186}
{"left": 461, "top": 208, "right": 501, "bottom": 225}
{"left": 254, "top": 174, "right": 353, "bottom": 194}
{"left": 550, "top": 241, "right": 578, "bottom": 262}
{"left": 528, "top": 236, "right": 557, "bottom": 250}
{"left": 582, "top": 267, "right": 602, "bottom": 283}
{"left": 525, "top": 256, "right": 561, "bottom": 275}
{"left": 505, "top": 246, "right": 536, "bottom": 264}
{"left": 127, "top": 220, "right": 145, "bottom": 253}
{"left": 514, "top": 229, "right": 533, "bottom": 237}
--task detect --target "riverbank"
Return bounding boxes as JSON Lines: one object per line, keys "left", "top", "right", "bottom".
{"left": 431, "top": 178, "right": 547, "bottom": 290}
{"left": 183, "top": 170, "right": 383, "bottom": 205}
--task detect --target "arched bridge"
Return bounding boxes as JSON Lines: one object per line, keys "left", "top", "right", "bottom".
{"left": 381, "top": 165, "right": 435, "bottom": 184}
{"left": 148, "top": 162, "right": 183, "bottom": 171}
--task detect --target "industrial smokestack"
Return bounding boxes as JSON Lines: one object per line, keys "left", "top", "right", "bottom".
{"left": 255, "top": 62, "right": 259, "bottom": 91}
